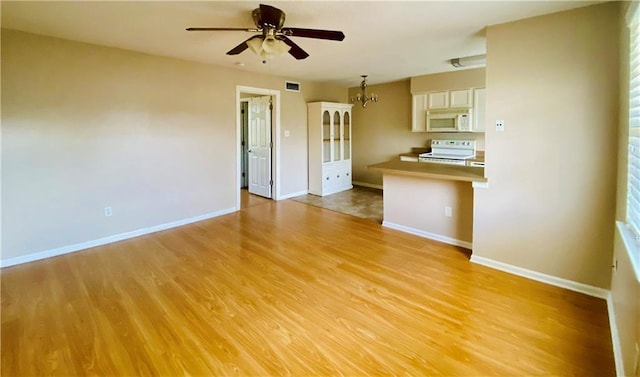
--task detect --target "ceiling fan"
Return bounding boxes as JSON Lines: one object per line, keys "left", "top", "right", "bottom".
{"left": 186, "top": 4, "right": 345, "bottom": 60}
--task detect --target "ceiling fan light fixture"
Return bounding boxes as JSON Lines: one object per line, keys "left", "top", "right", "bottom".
{"left": 247, "top": 36, "right": 290, "bottom": 59}
{"left": 186, "top": 4, "right": 344, "bottom": 61}
{"left": 262, "top": 37, "right": 290, "bottom": 55}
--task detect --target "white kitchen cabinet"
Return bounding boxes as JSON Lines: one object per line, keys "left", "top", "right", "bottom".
{"left": 428, "top": 91, "right": 449, "bottom": 109}
{"left": 450, "top": 89, "right": 473, "bottom": 108}
{"left": 411, "top": 93, "right": 428, "bottom": 132}
{"left": 473, "top": 88, "right": 486, "bottom": 132}
{"left": 308, "top": 102, "right": 353, "bottom": 196}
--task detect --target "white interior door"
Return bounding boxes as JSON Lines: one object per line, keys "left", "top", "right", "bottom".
{"left": 247, "top": 96, "right": 272, "bottom": 198}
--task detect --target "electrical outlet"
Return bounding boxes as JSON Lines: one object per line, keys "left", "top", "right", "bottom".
{"left": 496, "top": 120, "right": 505, "bottom": 132}
{"left": 284, "top": 130, "right": 290, "bottom": 137}
{"left": 445, "top": 206, "right": 452, "bottom": 217}
{"left": 104, "top": 206, "right": 112, "bottom": 217}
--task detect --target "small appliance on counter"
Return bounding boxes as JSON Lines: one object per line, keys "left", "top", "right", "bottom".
{"left": 418, "top": 139, "right": 476, "bottom": 166}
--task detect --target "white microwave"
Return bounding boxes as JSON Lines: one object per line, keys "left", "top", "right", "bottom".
{"left": 426, "top": 110, "right": 472, "bottom": 132}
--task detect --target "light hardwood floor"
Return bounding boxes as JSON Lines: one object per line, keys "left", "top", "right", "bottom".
{"left": 1, "top": 199, "right": 615, "bottom": 376}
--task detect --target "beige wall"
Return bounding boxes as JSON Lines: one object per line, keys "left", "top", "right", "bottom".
{"left": 350, "top": 80, "right": 424, "bottom": 186}
{"left": 350, "top": 70, "right": 486, "bottom": 187}
{"left": 383, "top": 175, "right": 473, "bottom": 244}
{"left": 410, "top": 67, "right": 485, "bottom": 94}
{"left": 1, "top": 29, "right": 346, "bottom": 261}
{"left": 473, "top": 3, "right": 620, "bottom": 288}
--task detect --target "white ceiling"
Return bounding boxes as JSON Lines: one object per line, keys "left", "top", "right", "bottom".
{"left": 1, "top": 1, "right": 602, "bottom": 87}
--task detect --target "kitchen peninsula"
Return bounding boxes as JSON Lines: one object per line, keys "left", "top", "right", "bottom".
{"left": 369, "top": 159, "right": 487, "bottom": 249}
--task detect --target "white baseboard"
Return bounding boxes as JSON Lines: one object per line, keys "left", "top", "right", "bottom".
{"left": 469, "top": 255, "right": 609, "bottom": 299}
{"left": 277, "top": 190, "right": 308, "bottom": 200}
{"left": 352, "top": 181, "right": 383, "bottom": 190}
{"left": 0, "top": 207, "right": 237, "bottom": 268}
{"left": 607, "top": 292, "right": 625, "bottom": 377}
{"left": 382, "top": 221, "right": 472, "bottom": 249}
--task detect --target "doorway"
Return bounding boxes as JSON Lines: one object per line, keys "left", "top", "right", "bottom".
{"left": 236, "top": 86, "right": 281, "bottom": 210}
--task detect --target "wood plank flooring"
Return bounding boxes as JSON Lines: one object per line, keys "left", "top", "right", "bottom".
{"left": 1, "top": 199, "right": 615, "bottom": 376}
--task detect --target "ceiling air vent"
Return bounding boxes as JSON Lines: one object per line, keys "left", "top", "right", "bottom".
{"left": 285, "top": 81, "right": 301, "bottom": 92}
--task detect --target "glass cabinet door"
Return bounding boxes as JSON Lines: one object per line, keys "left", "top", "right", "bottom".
{"left": 333, "top": 111, "right": 341, "bottom": 161}
{"left": 343, "top": 111, "right": 350, "bottom": 160}
{"left": 322, "top": 110, "right": 331, "bottom": 163}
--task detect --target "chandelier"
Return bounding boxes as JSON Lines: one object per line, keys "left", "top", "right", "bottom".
{"left": 350, "top": 75, "right": 379, "bottom": 108}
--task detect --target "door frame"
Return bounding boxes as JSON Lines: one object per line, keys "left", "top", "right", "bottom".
{"left": 235, "top": 86, "right": 281, "bottom": 210}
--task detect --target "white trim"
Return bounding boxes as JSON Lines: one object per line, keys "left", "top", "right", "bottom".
{"left": 469, "top": 255, "right": 609, "bottom": 299}
{"left": 277, "top": 189, "right": 308, "bottom": 201}
{"left": 382, "top": 221, "right": 472, "bottom": 249}
{"left": 352, "top": 181, "right": 383, "bottom": 190}
{"left": 0, "top": 207, "right": 236, "bottom": 268}
{"left": 235, "top": 86, "right": 281, "bottom": 209}
{"left": 626, "top": 0, "right": 639, "bottom": 26}
{"left": 617, "top": 221, "right": 640, "bottom": 282}
{"left": 472, "top": 181, "right": 489, "bottom": 189}
{"left": 607, "top": 292, "right": 625, "bottom": 377}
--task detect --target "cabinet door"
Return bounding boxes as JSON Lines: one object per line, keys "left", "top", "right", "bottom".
{"left": 411, "top": 94, "right": 427, "bottom": 132}
{"left": 450, "top": 89, "right": 472, "bottom": 108}
{"left": 428, "top": 91, "right": 448, "bottom": 109}
{"left": 322, "top": 110, "right": 331, "bottom": 163}
{"left": 342, "top": 163, "right": 352, "bottom": 189}
{"left": 343, "top": 111, "right": 351, "bottom": 159}
{"left": 473, "top": 88, "right": 486, "bottom": 132}
{"left": 322, "top": 164, "right": 334, "bottom": 194}
{"left": 332, "top": 110, "right": 341, "bottom": 161}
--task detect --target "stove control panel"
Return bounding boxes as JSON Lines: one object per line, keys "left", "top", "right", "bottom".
{"left": 431, "top": 140, "right": 476, "bottom": 149}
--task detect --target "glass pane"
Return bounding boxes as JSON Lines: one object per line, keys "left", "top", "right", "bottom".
{"left": 430, "top": 118, "right": 455, "bottom": 130}
{"left": 333, "top": 111, "right": 341, "bottom": 161}
{"left": 323, "top": 142, "right": 330, "bottom": 163}
{"left": 323, "top": 111, "right": 331, "bottom": 163}
{"left": 344, "top": 112, "right": 350, "bottom": 159}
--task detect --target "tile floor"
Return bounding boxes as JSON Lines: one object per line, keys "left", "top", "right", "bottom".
{"left": 291, "top": 186, "right": 383, "bottom": 223}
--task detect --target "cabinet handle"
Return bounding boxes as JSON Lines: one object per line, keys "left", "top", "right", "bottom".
{"left": 337, "top": 175, "right": 340, "bottom": 178}
{"left": 326, "top": 177, "right": 329, "bottom": 180}
{"left": 346, "top": 173, "right": 350, "bottom": 176}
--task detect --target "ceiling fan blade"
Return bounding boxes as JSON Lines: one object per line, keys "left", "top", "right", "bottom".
{"left": 281, "top": 27, "right": 345, "bottom": 41}
{"left": 186, "top": 27, "right": 259, "bottom": 32}
{"left": 257, "top": 4, "right": 286, "bottom": 29}
{"left": 277, "top": 36, "right": 309, "bottom": 60}
{"left": 227, "top": 36, "right": 262, "bottom": 55}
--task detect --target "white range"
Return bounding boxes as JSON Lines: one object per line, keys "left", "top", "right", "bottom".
{"left": 418, "top": 139, "right": 476, "bottom": 166}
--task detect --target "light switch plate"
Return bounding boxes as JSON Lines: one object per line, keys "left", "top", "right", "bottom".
{"left": 284, "top": 130, "right": 290, "bottom": 137}
{"left": 496, "top": 120, "right": 505, "bottom": 132}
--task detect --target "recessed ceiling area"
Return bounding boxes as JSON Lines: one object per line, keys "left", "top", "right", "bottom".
{"left": 1, "top": 1, "right": 602, "bottom": 86}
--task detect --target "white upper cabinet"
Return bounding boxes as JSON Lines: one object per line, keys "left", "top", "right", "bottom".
{"left": 412, "top": 87, "right": 485, "bottom": 133}
{"left": 449, "top": 89, "right": 473, "bottom": 108}
{"left": 427, "top": 91, "right": 449, "bottom": 109}
{"left": 411, "top": 94, "right": 428, "bottom": 132}
{"left": 472, "top": 88, "right": 486, "bottom": 133}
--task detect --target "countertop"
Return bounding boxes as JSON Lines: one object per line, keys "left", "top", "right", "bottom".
{"left": 399, "top": 150, "right": 485, "bottom": 164}
{"left": 368, "top": 159, "right": 487, "bottom": 183}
